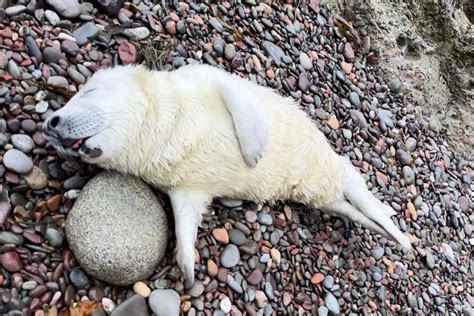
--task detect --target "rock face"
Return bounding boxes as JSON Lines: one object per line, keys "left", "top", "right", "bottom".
{"left": 65, "top": 172, "right": 169, "bottom": 285}
{"left": 321, "top": 0, "right": 473, "bottom": 160}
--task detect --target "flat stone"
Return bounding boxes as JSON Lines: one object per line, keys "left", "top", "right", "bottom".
{"left": 257, "top": 213, "right": 273, "bottom": 225}
{"left": 47, "top": 76, "right": 69, "bottom": 87}
{"left": 0, "top": 231, "right": 24, "bottom": 245}
{"left": 45, "top": 0, "right": 81, "bottom": 18}
{"left": 212, "top": 228, "right": 229, "bottom": 244}
{"left": 118, "top": 40, "right": 137, "bottom": 65}
{"left": 229, "top": 229, "right": 247, "bottom": 246}
{"left": 148, "top": 289, "right": 180, "bottom": 316}
{"left": 70, "top": 268, "right": 89, "bottom": 289}
{"left": 220, "top": 244, "right": 240, "bottom": 268}
{"left": 65, "top": 172, "right": 168, "bottom": 285}
{"left": 67, "top": 67, "right": 86, "bottom": 84}
{"left": 396, "top": 149, "right": 412, "bottom": 166}
{"left": 46, "top": 228, "right": 65, "bottom": 248}
{"left": 1, "top": 251, "right": 22, "bottom": 272}
{"left": 133, "top": 282, "right": 151, "bottom": 298}
{"left": 262, "top": 41, "right": 285, "bottom": 66}
{"left": 389, "top": 79, "right": 402, "bottom": 93}
{"left": 73, "top": 22, "right": 100, "bottom": 46}
{"left": 187, "top": 280, "right": 204, "bottom": 297}
{"left": 247, "top": 268, "right": 264, "bottom": 285}
{"left": 3, "top": 149, "right": 33, "bottom": 173}
{"left": 378, "top": 109, "right": 394, "bottom": 128}
{"left": 402, "top": 166, "right": 415, "bottom": 185}
{"left": 61, "top": 40, "right": 80, "bottom": 56}
{"left": 5, "top": 5, "right": 26, "bottom": 16}
{"left": 23, "top": 166, "right": 48, "bottom": 190}
{"left": 371, "top": 246, "right": 385, "bottom": 260}
{"left": 11, "top": 134, "right": 35, "bottom": 153}
{"left": 45, "top": 10, "right": 60, "bottom": 25}
{"left": 324, "top": 292, "right": 340, "bottom": 314}
{"left": 43, "top": 47, "right": 66, "bottom": 64}
{"left": 224, "top": 44, "right": 236, "bottom": 60}
{"left": 111, "top": 295, "right": 148, "bottom": 316}
{"left": 299, "top": 52, "right": 312, "bottom": 70}
{"left": 95, "top": 0, "right": 124, "bottom": 16}
{"left": 122, "top": 27, "right": 150, "bottom": 40}
{"left": 343, "top": 42, "right": 355, "bottom": 62}
{"left": 0, "top": 202, "right": 12, "bottom": 226}
{"left": 348, "top": 92, "right": 361, "bottom": 108}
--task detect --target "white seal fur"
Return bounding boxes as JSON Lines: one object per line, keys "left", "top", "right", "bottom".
{"left": 43, "top": 64, "right": 411, "bottom": 286}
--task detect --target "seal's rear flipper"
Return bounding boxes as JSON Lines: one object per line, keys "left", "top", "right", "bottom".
{"left": 341, "top": 167, "right": 412, "bottom": 250}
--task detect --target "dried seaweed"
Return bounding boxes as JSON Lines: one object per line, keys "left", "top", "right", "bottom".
{"left": 22, "top": 79, "right": 77, "bottom": 100}
{"left": 135, "top": 37, "right": 172, "bottom": 71}
{"left": 333, "top": 15, "right": 361, "bottom": 45}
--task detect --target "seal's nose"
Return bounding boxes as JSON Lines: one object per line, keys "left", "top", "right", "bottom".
{"left": 47, "top": 115, "right": 61, "bottom": 130}
{"left": 43, "top": 114, "right": 63, "bottom": 138}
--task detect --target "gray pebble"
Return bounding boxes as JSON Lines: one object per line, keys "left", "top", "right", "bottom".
{"left": 46, "top": 228, "right": 65, "bottom": 248}
{"left": 148, "top": 289, "right": 180, "bottom": 316}
{"left": 122, "top": 27, "right": 150, "bottom": 41}
{"left": 224, "top": 44, "right": 236, "bottom": 61}
{"left": 389, "top": 79, "right": 402, "bottom": 93}
{"left": 348, "top": 92, "right": 360, "bottom": 108}
{"left": 187, "top": 280, "right": 204, "bottom": 297}
{"left": 11, "top": 134, "right": 35, "bottom": 153}
{"left": 322, "top": 275, "right": 334, "bottom": 289}
{"left": 318, "top": 306, "right": 329, "bottom": 316}
{"left": 73, "top": 22, "right": 100, "bottom": 46}
{"left": 47, "top": 76, "right": 69, "bottom": 87}
{"left": 220, "top": 244, "right": 240, "bottom": 268}
{"left": 0, "top": 231, "right": 24, "bottom": 245}
{"left": 61, "top": 40, "right": 80, "bottom": 56}
{"left": 261, "top": 41, "right": 285, "bottom": 66}
{"left": 43, "top": 47, "right": 66, "bottom": 64}
{"left": 378, "top": 109, "right": 394, "bottom": 128}
{"left": 8, "top": 60, "right": 20, "bottom": 78}
{"left": 257, "top": 214, "right": 273, "bottom": 225}
{"left": 396, "top": 149, "right": 412, "bottom": 166}
{"left": 324, "top": 292, "right": 340, "bottom": 314}
{"left": 229, "top": 229, "right": 247, "bottom": 246}
{"left": 3, "top": 149, "right": 33, "bottom": 174}
{"left": 371, "top": 246, "right": 385, "bottom": 260}
{"left": 299, "top": 52, "right": 312, "bottom": 70}
{"left": 111, "top": 295, "right": 148, "bottom": 316}
{"left": 402, "top": 166, "right": 415, "bottom": 184}
{"left": 70, "top": 268, "right": 89, "bottom": 289}
{"left": 45, "top": 10, "right": 60, "bottom": 25}
{"left": 5, "top": 5, "right": 26, "bottom": 16}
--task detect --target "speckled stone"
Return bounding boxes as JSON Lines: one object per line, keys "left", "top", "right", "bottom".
{"left": 65, "top": 172, "right": 169, "bottom": 285}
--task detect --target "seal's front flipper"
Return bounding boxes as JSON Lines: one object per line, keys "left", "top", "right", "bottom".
{"left": 218, "top": 79, "right": 269, "bottom": 168}
{"left": 168, "top": 189, "right": 212, "bottom": 288}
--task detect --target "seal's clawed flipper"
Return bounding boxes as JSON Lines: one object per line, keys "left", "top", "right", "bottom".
{"left": 218, "top": 78, "right": 269, "bottom": 168}
{"left": 323, "top": 168, "right": 411, "bottom": 250}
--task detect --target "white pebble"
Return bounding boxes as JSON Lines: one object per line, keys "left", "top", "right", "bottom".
{"left": 220, "top": 296, "right": 232, "bottom": 313}
{"left": 102, "top": 297, "right": 116, "bottom": 314}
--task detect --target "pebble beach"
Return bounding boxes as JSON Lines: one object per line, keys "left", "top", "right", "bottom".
{"left": 0, "top": 0, "right": 472, "bottom": 315}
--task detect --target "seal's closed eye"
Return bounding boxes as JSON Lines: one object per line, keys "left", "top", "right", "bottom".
{"left": 81, "top": 88, "right": 97, "bottom": 97}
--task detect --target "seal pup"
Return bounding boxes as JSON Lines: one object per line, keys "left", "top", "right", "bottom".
{"left": 43, "top": 64, "right": 411, "bottom": 286}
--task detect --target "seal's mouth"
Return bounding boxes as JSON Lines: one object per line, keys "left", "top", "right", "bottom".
{"left": 45, "top": 133, "right": 103, "bottom": 159}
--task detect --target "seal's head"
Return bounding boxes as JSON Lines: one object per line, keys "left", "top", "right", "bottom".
{"left": 43, "top": 66, "right": 149, "bottom": 164}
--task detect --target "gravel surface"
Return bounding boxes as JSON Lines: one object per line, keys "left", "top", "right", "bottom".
{"left": 0, "top": 0, "right": 472, "bottom": 315}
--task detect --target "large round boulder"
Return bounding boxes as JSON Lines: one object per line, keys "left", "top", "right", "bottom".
{"left": 65, "top": 171, "right": 168, "bottom": 285}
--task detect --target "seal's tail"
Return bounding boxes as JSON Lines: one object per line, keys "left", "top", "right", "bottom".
{"left": 323, "top": 167, "right": 411, "bottom": 250}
